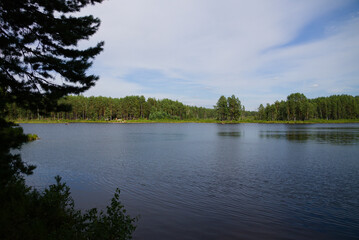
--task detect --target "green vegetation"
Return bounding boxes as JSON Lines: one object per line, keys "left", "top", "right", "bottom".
{"left": 257, "top": 93, "right": 359, "bottom": 121}
{"left": 1, "top": 174, "right": 137, "bottom": 240}
{"left": 13, "top": 118, "right": 359, "bottom": 124}
{"left": 0, "top": 121, "right": 137, "bottom": 240}
{"left": 1, "top": 0, "right": 137, "bottom": 239}
{"left": 7, "top": 93, "right": 359, "bottom": 124}
{"left": 215, "top": 95, "right": 243, "bottom": 121}
{"left": 1, "top": 0, "right": 104, "bottom": 114}
{"left": 26, "top": 133, "right": 39, "bottom": 141}
{"left": 7, "top": 95, "right": 217, "bottom": 121}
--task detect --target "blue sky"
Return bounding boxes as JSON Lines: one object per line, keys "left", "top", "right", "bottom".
{"left": 80, "top": 0, "right": 359, "bottom": 110}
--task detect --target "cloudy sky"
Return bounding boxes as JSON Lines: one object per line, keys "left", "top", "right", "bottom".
{"left": 80, "top": 0, "right": 359, "bottom": 110}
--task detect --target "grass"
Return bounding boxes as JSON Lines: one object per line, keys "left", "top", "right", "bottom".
{"left": 14, "top": 118, "right": 359, "bottom": 124}
{"left": 27, "top": 133, "right": 39, "bottom": 141}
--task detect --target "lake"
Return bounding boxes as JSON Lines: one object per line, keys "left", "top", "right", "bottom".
{"left": 20, "top": 123, "right": 359, "bottom": 240}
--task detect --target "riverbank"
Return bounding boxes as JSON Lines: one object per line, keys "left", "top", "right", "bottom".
{"left": 13, "top": 118, "right": 359, "bottom": 124}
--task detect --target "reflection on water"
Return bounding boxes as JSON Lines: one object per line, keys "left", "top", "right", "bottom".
{"left": 20, "top": 123, "right": 359, "bottom": 240}
{"left": 217, "top": 131, "right": 241, "bottom": 137}
{"left": 260, "top": 126, "right": 359, "bottom": 145}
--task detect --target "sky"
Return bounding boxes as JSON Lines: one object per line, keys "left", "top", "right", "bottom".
{"left": 79, "top": 0, "right": 359, "bottom": 110}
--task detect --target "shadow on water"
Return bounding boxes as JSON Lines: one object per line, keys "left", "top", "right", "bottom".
{"left": 217, "top": 132, "right": 241, "bottom": 137}
{"left": 260, "top": 127, "right": 359, "bottom": 145}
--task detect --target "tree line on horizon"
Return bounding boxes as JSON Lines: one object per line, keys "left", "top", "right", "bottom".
{"left": 6, "top": 93, "right": 359, "bottom": 121}
{"left": 257, "top": 93, "right": 359, "bottom": 121}
{"left": 6, "top": 95, "right": 217, "bottom": 121}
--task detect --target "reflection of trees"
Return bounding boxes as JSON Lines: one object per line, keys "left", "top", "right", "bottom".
{"left": 217, "top": 132, "right": 241, "bottom": 137}
{"left": 260, "top": 130, "right": 359, "bottom": 145}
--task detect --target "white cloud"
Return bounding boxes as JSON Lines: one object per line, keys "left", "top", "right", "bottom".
{"left": 79, "top": 0, "right": 359, "bottom": 110}
{"left": 84, "top": 76, "right": 143, "bottom": 97}
{"left": 259, "top": 16, "right": 359, "bottom": 92}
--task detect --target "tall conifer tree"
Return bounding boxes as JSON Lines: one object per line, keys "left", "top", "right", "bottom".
{"left": 0, "top": 0, "right": 104, "bottom": 112}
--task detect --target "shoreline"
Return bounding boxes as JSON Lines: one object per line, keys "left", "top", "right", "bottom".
{"left": 13, "top": 119, "right": 359, "bottom": 124}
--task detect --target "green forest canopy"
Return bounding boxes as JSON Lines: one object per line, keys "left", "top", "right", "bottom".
{"left": 257, "top": 93, "right": 359, "bottom": 121}
{"left": 6, "top": 93, "right": 359, "bottom": 121}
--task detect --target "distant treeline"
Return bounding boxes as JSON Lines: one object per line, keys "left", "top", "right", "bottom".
{"left": 257, "top": 93, "right": 359, "bottom": 121}
{"left": 6, "top": 95, "right": 217, "bottom": 120}
{"left": 5, "top": 93, "right": 359, "bottom": 121}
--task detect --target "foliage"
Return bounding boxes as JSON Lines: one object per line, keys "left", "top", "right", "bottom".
{"left": 0, "top": 118, "right": 35, "bottom": 187}
{"left": 287, "top": 93, "right": 308, "bottom": 121}
{"left": 215, "top": 95, "right": 242, "bottom": 121}
{"left": 27, "top": 133, "right": 38, "bottom": 141}
{"left": 149, "top": 111, "right": 180, "bottom": 120}
{"left": 257, "top": 104, "right": 265, "bottom": 120}
{"left": 227, "top": 95, "right": 242, "bottom": 120}
{"left": 215, "top": 96, "right": 228, "bottom": 121}
{"left": 1, "top": 100, "right": 138, "bottom": 240}
{"left": 0, "top": 175, "right": 137, "bottom": 240}
{"left": 0, "top": 0, "right": 104, "bottom": 112}
{"left": 256, "top": 93, "right": 359, "bottom": 121}
{"left": 6, "top": 93, "right": 359, "bottom": 123}
{"left": 1, "top": 1, "right": 137, "bottom": 239}
{"left": 7, "top": 95, "right": 217, "bottom": 121}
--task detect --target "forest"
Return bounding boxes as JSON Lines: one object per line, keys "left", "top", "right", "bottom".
{"left": 5, "top": 93, "right": 359, "bottom": 122}
{"left": 6, "top": 95, "right": 217, "bottom": 121}
{"left": 257, "top": 93, "right": 359, "bottom": 121}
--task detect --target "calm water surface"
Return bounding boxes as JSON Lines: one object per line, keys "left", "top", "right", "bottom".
{"left": 21, "top": 123, "right": 359, "bottom": 240}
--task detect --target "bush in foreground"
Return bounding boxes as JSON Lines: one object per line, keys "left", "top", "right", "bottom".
{"left": 0, "top": 120, "right": 137, "bottom": 240}
{"left": 1, "top": 176, "right": 137, "bottom": 240}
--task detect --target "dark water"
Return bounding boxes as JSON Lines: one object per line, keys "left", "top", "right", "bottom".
{"left": 21, "top": 123, "right": 359, "bottom": 240}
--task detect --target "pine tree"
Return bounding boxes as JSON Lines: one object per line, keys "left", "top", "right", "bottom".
{"left": 216, "top": 96, "right": 229, "bottom": 121}
{"left": 0, "top": 0, "right": 104, "bottom": 112}
{"left": 227, "top": 95, "right": 241, "bottom": 121}
{"left": 1, "top": 1, "right": 138, "bottom": 239}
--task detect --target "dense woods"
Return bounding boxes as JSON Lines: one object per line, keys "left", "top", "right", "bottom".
{"left": 6, "top": 95, "right": 217, "bottom": 121}
{"left": 5, "top": 93, "right": 359, "bottom": 122}
{"left": 257, "top": 93, "right": 359, "bottom": 121}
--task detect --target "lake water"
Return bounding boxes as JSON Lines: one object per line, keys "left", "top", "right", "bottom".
{"left": 21, "top": 123, "right": 359, "bottom": 240}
